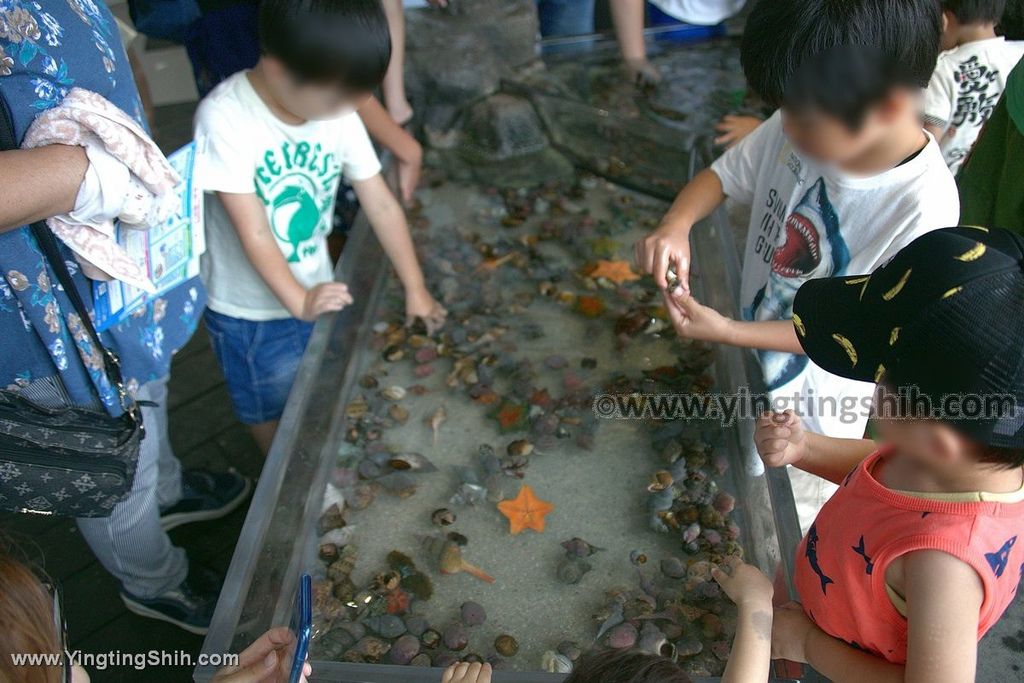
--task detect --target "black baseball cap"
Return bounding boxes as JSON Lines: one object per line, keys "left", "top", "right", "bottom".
{"left": 792, "top": 226, "right": 1024, "bottom": 449}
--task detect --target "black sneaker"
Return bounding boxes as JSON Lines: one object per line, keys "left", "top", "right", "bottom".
{"left": 120, "top": 564, "right": 223, "bottom": 635}
{"left": 160, "top": 468, "right": 252, "bottom": 532}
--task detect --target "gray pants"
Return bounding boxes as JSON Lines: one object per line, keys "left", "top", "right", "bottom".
{"left": 77, "top": 377, "right": 188, "bottom": 598}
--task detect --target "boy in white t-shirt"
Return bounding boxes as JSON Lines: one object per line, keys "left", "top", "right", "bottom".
{"left": 633, "top": 0, "right": 960, "bottom": 528}
{"left": 194, "top": 0, "right": 445, "bottom": 454}
{"left": 922, "top": 0, "right": 1024, "bottom": 175}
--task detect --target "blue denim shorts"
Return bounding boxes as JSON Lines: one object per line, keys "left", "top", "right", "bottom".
{"left": 204, "top": 309, "right": 314, "bottom": 424}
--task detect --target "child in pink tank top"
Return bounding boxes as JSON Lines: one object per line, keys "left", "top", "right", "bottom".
{"left": 756, "top": 226, "right": 1024, "bottom": 681}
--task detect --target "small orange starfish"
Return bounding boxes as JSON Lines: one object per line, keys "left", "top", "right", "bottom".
{"left": 497, "top": 484, "right": 555, "bottom": 534}
{"left": 586, "top": 259, "right": 640, "bottom": 284}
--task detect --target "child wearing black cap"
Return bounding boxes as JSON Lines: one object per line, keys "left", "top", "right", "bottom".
{"left": 756, "top": 226, "right": 1024, "bottom": 681}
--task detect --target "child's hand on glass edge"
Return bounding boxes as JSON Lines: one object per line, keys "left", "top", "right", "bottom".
{"left": 300, "top": 282, "right": 353, "bottom": 321}
{"left": 713, "top": 556, "right": 774, "bottom": 608}
{"left": 442, "top": 662, "right": 492, "bottom": 683}
{"left": 771, "top": 602, "right": 815, "bottom": 663}
{"left": 755, "top": 410, "right": 808, "bottom": 468}
{"left": 714, "top": 114, "right": 763, "bottom": 149}
{"left": 405, "top": 287, "right": 448, "bottom": 335}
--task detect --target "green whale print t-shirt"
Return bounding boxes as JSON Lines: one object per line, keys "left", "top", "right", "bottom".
{"left": 195, "top": 71, "right": 381, "bottom": 321}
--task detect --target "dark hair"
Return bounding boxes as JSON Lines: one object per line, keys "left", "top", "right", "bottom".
{"left": 740, "top": 0, "right": 942, "bottom": 128}
{"left": 1000, "top": 0, "right": 1024, "bottom": 38}
{"left": 258, "top": 0, "right": 391, "bottom": 92}
{"left": 563, "top": 649, "right": 692, "bottom": 683}
{"left": 978, "top": 444, "right": 1024, "bottom": 468}
{"left": 942, "top": 0, "right": 1007, "bottom": 24}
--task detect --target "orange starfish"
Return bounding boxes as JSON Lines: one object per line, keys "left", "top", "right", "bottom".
{"left": 586, "top": 259, "right": 640, "bottom": 284}
{"left": 497, "top": 484, "right": 555, "bottom": 534}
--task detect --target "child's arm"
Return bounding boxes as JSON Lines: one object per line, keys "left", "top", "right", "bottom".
{"left": 351, "top": 175, "right": 446, "bottom": 333}
{"left": 358, "top": 96, "right": 422, "bottom": 205}
{"left": 634, "top": 168, "right": 726, "bottom": 291}
{"left": 218, "top": 192, "right": 353, "bottom": 321}
{"left": 662, "top": 290, "right": 804, "bottom": 353}
{"left": 755, "top": 410, "right": 877, "bottom": 484}
{"left": 773, "top": 551, "right": 983, "bottom": 683}
{"left": 712, "top": 558, "right": 774, "bottom": 683}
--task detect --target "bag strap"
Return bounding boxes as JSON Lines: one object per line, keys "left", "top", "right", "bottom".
{"left": 0, "top": 95, "right": 134, "bottom": 412}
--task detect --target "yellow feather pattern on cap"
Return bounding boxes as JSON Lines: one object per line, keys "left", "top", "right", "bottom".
{"left": 889, "top": 327, "right": 900, "bottom": 346}
{"left": 832, "top": 333, "right": 858, "bottom": 367}
{"left": 882, "top": 268, "right": 912, "bottom": 301}
{"left": 955, "top": 243, "right": 986, "bottom": 262}
{"left": 874, "top": 364, "right": 886, "bottom": 382}
{"left": 942, "top": 286, "right": 963, "bottom": 299}
{"left": 793, "top": 313, "right": 806, "bottom": 337}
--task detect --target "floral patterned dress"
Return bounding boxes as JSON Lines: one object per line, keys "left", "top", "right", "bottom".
{"left": 0, "top": 0, "right": 205, "bottom": 415}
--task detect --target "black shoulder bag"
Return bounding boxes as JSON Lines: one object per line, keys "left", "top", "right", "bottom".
{"left": 0, "top": 96, "right": 144, "bottom": 518}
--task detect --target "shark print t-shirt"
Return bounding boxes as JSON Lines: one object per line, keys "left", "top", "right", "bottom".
{"left": 923, "top": 37, "right": 1024, "bottom": 176}
{"left": 710, "top": 111, "right": 959, "bottom": 438}
{"left": 195, "top": 71, "right": 381, "bottom": 321}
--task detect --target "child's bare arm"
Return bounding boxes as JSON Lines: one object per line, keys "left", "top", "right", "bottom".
{"left": 351, "top": 175, "right": 446, "bottom": 332}
{"left": 755, "top": 411, "right": 876, "bottom": 484}
{"left": 713, "top": 558, "right": 774, "bottom": 683}
{"left": 358, "top": 96, "right": 422, "bottom": 205}
{"left": 773, "top": 551, "right": 983, "bottom": 683}
{"left": 662, "top": 290, "right": 804, "bottom": 353}
{"left": 634, "top": 168, "right": 726, "bottom": 292}
{"left": 218, "top": 191, "right": 352, "bottom": 321}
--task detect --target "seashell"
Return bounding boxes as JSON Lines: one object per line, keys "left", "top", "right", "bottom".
{"left": 495, "top": 634, "right": 519, "bottom": 657}
{"left": 683, "top": 522, "right": 702, "bottom": 544}
{"left": 443, "top": 622, "right": 469, "bottom": 651}
{"left": 404, "top": 616, "right": 429, "bottom": 637}
{"left": 350, "top": 636, "right": 391, "bottom": 663}
{"left": 450, "top": 482, "right": 489, "bottom": 506}
{"left": 318, "top": 503, "right": 347, "bottom": 535}
{"left": 420, "top": 628, "right": 441, "bottom": 649}
{"left": 381, "top": 385, "right": 407, "bottom": 401}
{"left": 388, "top": 404, "right": 409, "bottom": 424}
{"left": 359, "top": 374, "right": 379, "bottom": 389}
{"left": 383, "top": 345, "right": 404, "bottom": 362}
{"left": 316, "top": 627, "right": 355, "bottom": 659}
{"left": 376, "top": 472, "right": 418, "bottom": 498}
{"left": 561, "top": 537, "right": 604, "bottom": 558}
{"left": 364, "top": 614, "right": 406, "bottom": 639}
{"left": 431, "top": 508, "right": 456, "bottom": 526}
{"left": 371, "top": 570, "right": 401, "bottom": 592}
{"left": 358, "top": 459, "right": 382, "bottom": 480}
{"left": 647, "top": 470, "right": 674, "bottom": 492}
{"left": 386, "top": 634, "right": 421, "bottom": 665}
{"left": 346, "top": 482, "right": 375, "bottom": 510}
{"left": 713, "top": 490, "right": 736, "bottom": 515}
{"left": 337, "top": 621, "right": 366, "bottom": 642}
{"left": 556, "top": 556, "right": 592, "bottom": 585}
{"left": 319, "top": 543, "right": 339, "bottom": 563}
{"left": 660, "top": 557, "right": 687, "bottom": 579}
{"left": 676, "top": 637, "right": 703, "bottom": 658}
{"left": 506, "top": 439, "right": 534, "bottom": 457}
{"left": 387, "top": 452, "right": 437, "bottom": 472}
{"left": 630, "top": 550, "right": 648, "bottom": 566}
{"left": 557, "top": 641, "right": 582, "bottom": 662}
{"left": 605, "top": 623, "right": 638, "bottom": 649}
{"left": 701, "top": 613, "right": 724, "bottom": 639}
{"left": 409, "top": 653, "right": 432, "bottom": 667}
{"left": 332, "top": 576, "right": 356, "bottom": 602}
{"left": 541, "top": 651, "right": 574, "bottom": 673}
{"left": 432, "top": 653, "right": 459, "bottom": 668}
{"left": 638, "top": 622, "right": 668, "bottom": 656}
{"left": 414, "top": 346, "right": 438, "bottom": 363}
{"left": 346, "top": 396, "right": 369, "bottom": 419}
{"left": 687, "top": 560, "right": 715, "bottom": 583}
{"left": 462, "top": 653, "right": 484, "bottom": 663}
{"left": 460, "top": 601, "right": 487, "bottom": 626}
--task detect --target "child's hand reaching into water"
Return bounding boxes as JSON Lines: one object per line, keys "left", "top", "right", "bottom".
{"left": 442, "top": 662, "right": 492, "bottom": 683}
{"left": 713, "top": 556, "right": 774, "bottom": 608}
{"left": 405, "top": 287, "right": 448, "bottom": 335}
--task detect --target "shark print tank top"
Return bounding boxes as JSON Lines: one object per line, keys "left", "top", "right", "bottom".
{"left": 794, "top": 448, "right": 1024, "bottom": 663}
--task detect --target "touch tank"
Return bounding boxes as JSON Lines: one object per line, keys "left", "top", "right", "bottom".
{"left": 197, "top": 24, "right": 808, "bottom": 683}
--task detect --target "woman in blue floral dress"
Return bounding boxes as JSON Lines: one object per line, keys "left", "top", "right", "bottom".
{"left": 0, "top": 0, "right": 248, "bottom": 634}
